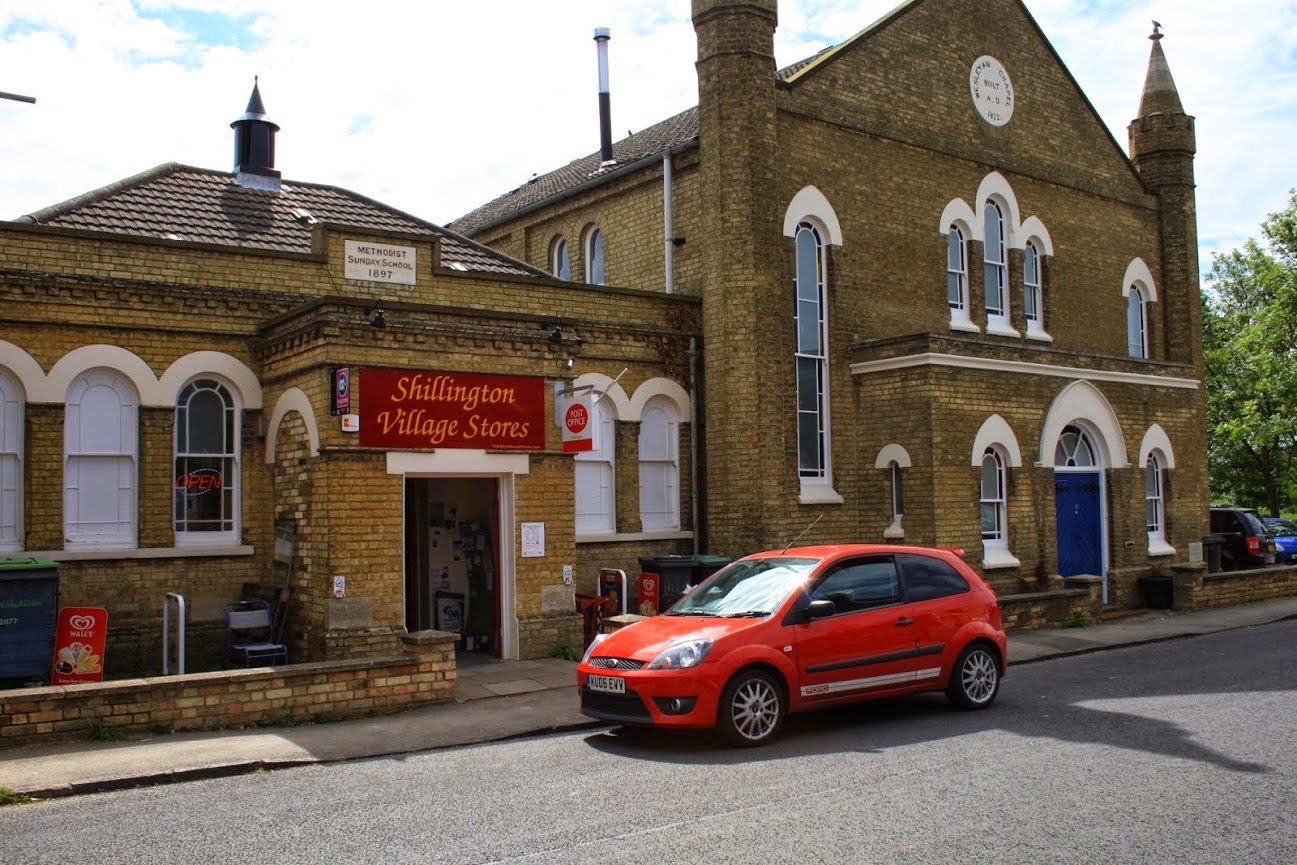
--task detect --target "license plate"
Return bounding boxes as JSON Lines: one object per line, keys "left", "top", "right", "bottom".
{"left": 588, "top": 674, "right": 625, "bottom": 694}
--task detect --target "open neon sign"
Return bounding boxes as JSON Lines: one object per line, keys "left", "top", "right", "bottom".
{"left": 176, "top": 468, "right": 223, "bottom": 496}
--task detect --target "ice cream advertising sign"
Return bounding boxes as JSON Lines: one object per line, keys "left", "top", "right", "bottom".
{"left": 51, "top": 606, "right": 108, "bottom": 685}
{"left": 360, "top": 369, "right": 546, "bottom": 450}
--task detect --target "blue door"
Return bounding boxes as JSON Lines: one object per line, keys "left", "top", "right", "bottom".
{"left": 1055, "top": 472, "right": 1103, "bottom": 577}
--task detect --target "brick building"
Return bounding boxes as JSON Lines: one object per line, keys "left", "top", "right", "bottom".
{"left": 1, "top": 0, "right": 1207, "bottom": 677}
{"left": 450, "top": 0, "right": 1208, "bottom": 608}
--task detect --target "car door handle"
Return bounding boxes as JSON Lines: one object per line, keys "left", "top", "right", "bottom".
{"left": 895, "top": 617, "right": 914, "bottom": 627}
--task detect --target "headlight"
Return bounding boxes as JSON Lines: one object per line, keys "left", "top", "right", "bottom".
{"left": 647, "top": 638, "right": 714, "bottom": 670}
{"left": 581, "top": 632, "right": 609, "bottom": 664}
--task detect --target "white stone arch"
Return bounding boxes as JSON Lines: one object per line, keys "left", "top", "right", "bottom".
{"left": 627, "top": 377, "right": 691, "bottom": 423}
{"left": 264, "top": 387, "right": 320, "bottom": 464}
{"left": 573, "top": 371, "right": 630, "bottom": 420}
{"left": 1020, "top": 216, "right": 1055, "bottom": 256}
{"left": 160, "top": 352, "right": 263, "bottom": 409}
{"left": 0, "top": 341, "right": 44, "bottom": 401}
{"left": 1122, "top": 257, "right": 1159, "bottom": 302}
{"left": 44, "top": 345, "right": 158, "bottom": 405}
{"left": 974, "top": 171, "right": 1022, "bottom": 245}
{"left": 1038, "top": 381, "right": 1129, "bottom": 468}
{"left": 783, "top": 185, "right": 843, "bottom": 245}
{"left": 938, "top": 198, "right": 976, "bottom": 239}
{"left": 874, "top": 443, "right": 912, "bottom": 469}
{"left": 970, "top": 414, "right": 1023, "bottom": 467}
{"left": 1138, "top": 423, "right": 1176, "bottom": 469}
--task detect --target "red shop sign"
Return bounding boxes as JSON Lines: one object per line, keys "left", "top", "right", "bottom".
{"left": 51, "top": 606, "right": 108, "bottom": 685}
{"left": 359, "top": 369, "right": 546, "bottom": 451}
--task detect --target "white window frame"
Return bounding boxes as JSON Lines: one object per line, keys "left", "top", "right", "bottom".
{"left": 552, "top": 238, "right": 570, "bottom": 281}
{"left": 585, "top": 228, "right": 605, "bottom": 285}
{"left": 575, "top": 398, "right": 615, "bottom": 535}
{"left": 0, "top": 370, "right": 23, "bottom": 552}
{"left": 638, "top": 398, "right": 679, "bottom": 531}
{"left": 947, "top": 226, "right": 976, "bottom": 331}
{"left": 983, "top": 200, "right": 1008, "bottom": 328}
{"left": 1145, "top": 454, "right": 1174, "bottom": 556}
{"left": 1024, "top": 240, "right": 1043, "bottom": 331}
{"left": 979, "top": 446, "right": 1017, "bottom": 568}
{"left": 174, "top": 377, "right": 241, "bottom": 546}
{"left": 794, "top": 221, "right": 837, "bottom": 502}
{"left": 64, "top": 370, "right": 138, "bottom": 549}
{"left": 1127, "top": 285, "right": 1148, "bottom": 358}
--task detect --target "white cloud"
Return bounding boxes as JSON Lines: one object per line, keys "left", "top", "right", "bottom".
{"left": 3, "top": 0, "right": 1294, "bottom": 270}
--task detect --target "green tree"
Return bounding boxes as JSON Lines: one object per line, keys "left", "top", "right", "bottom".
{"left": 1203, "top": 189, "right": 1297, "bottom": 515}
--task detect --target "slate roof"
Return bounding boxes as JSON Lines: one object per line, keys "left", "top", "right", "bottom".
{"left": 16, "top": 163, "right": 549, "bottom": 279}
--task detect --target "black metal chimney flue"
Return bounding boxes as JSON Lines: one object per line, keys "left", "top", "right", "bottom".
{"left": 231, "top": 76, "right": 282, "bottom": 191}
{"left": 594, "top": 28, "right": 615, "bottom": 167}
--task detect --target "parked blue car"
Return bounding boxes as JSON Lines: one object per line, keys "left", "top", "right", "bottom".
{"left": 1263, "top": 517, "right": 1297, "bottom": 564}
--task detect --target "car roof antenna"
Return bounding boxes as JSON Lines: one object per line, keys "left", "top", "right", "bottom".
{"left": 781, "top": 514, "right": 824, "bottom": 555}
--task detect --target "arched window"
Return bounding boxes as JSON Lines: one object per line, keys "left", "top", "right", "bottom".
{"left": 983, "top": 201, "right": 1007, "bottom": 323}
{"left": 585, "top": 228, "right": 605, "bottom": 285}
{"left": 1024, "top": 241, "right": 1042, "bottom": 329}
{"left": 979, "top": 448, "right": 1006, "bottom": 545}
{"left": 175, "top": 378, "right": 240, "bottom": 544}
{"left": 65, "top": 370, "right": 138, "bottom": 548}
{"left": 795, "top": 221, "right": 829, "bottom": 483}
{"left": 0, "top": 370, "right": 23, "bottom": 552}
{"left": 947, "top": 226, "right": 968, "bottom": 319}
{"left": 1127, "top": 286, "right": 1148, "bottom": 358}
{"left": 638, "top": 399, "right": 679, "bottom": 531}
{"left": 1055, "top": 425, "right": 1097, "bottom": 467}
{"left": 575, "top": 398, "right": 615, "bottom": 534}
{"left": 890, "top": 461, "right": 905, "bottom": 523}
{"left": 552, "top": 238, "right": 571, "bottom": 281}
{"left": 1145, "top": 453, "right": 1165, "bottom": 539}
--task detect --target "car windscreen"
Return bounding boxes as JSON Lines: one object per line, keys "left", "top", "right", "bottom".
{"left": 667, "top": 557, "right": 819, "bottom": 617}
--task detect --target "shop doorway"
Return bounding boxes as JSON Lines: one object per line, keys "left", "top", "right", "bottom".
{"left": 404, "top": 477, "right": 501, "bottom": 656}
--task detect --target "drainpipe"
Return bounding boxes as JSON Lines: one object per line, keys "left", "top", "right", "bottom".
{"left": 664, "top": 153, "right": 674, "bottom": 294}
{"left": 689, "top": 337, "right": 700, "bottom": 554}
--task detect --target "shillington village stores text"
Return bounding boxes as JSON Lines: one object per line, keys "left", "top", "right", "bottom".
{"left": 369, "top": 373, "right": 539, "bottom": 448}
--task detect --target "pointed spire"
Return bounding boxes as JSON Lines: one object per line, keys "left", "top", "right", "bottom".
{"left": 1137, "top": 22, "right": 1184, "bottom": 117}
{"left": 230, "top": 76, "right": 281, "bottom": 190}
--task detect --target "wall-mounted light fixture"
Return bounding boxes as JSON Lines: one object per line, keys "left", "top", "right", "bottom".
{"left": 547, "top": 326, "right": 563, "bottom": 344}
{"left": 564, "top": 357, "right": 575, "bottom": 370}
{"left": 366, "top": 305, "right": 386, "bottom": 328}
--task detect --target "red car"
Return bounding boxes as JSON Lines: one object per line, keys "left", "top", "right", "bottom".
{"left": 577, "top": 544, "right": 1006, "bottom": 746}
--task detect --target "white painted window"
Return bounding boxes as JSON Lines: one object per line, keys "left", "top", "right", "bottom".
{"left": 795, "top": 222, "right": 830, "bottom": 483}
{"left": 585, "top": 228, "right": 605, "bottom": 285}
{"left": 1127, "top": 285, "right": 1148, "bottom": 358}
{"left": 979, "top": 447, "right": 1006, "bottom": 544}
{"left": 983, "top": 201, "right": 1007, "bottom": 324}
{"left": 65, "top": 371, "right": 137, "bottom": 548}
{"left": 1024, "top": 241, "right": 1042, "bottom": 328}
{"left": 175, "top": 378, "right": 240, "bottom": 544}
{"left": 890, "top": 462, "right": 905, "bottom": 522}
{"left": 638, "top": 398, "right": 679, "bottom": 531}
{"left": 552, "top": 238, "right": 571, "bottom": 281}
{"left": 0, "top": 370, "right": 22, "bottom": 552}
{"left": 575, "top": 398, "right": 615, "bottom": 534}
{"left": 1145, "top": 454, "right": 1164, "bottom": 537}
{"left": 947, "top": 226, "right": 968, "bottom": 318}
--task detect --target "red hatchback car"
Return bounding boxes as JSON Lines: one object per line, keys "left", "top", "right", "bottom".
{"left": 577, "top": 544, "right": 1006, "bottom": 746}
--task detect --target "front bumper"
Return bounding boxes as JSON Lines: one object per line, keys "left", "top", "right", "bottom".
{"left": 577, "top": 666, "right": 726, "bottom": 729}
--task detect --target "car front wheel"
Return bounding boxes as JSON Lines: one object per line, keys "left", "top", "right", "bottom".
{"left": 946, "top": 643, "right": 1001, "bottom": 710}
{"left": 717, "top": 669, "right": 784, "bottom": 747}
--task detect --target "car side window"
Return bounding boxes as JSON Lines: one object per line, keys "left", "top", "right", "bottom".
{"left": 897, "top": 553, "right": 970, "bottom": 602}
{"left": 811, "top": 558, "right": 899, "bottom": 614}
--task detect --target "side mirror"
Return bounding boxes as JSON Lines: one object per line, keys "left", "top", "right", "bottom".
{"left": 805, "top": 599, "right": 836, "bottom": 621}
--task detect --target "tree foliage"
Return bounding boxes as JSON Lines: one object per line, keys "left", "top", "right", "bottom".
{"left": 1202, "top": 189, "right": 1297, "bottom": 515}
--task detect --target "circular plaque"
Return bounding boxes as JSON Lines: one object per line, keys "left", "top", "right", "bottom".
{"left": 969, "top": 55, "right": 1014, "bottom": 126}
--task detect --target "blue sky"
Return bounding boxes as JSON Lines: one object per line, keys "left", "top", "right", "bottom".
{"left": 2, "top": 0, "right": 1295, "bottom": 278}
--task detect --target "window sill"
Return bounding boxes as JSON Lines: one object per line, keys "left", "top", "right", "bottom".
{"left": 577, "top": 530, "right": 695, "bottom": 544}
{"left": 949, "top": 317, "right": 981, "bottom": 334}
{"left": 28, "top": 545, "right": 255, "bottom": 562}
{"left": 883, "top": 516, "right": 905, "bottom": 539}
{"left": 985, "top": 321, "right": 1021, "bottom": 339}
{"left": 799, "top": 484, "right": 844, "bottom": 505}
{"left": 1147, "top": 538, "right": 1176, "bottom": 557}
{"left": 1025, "top": 327, "right": 1052, "bottom": 343}
{"left": 981, "top": 545, "right": 1021, "bottom": 570}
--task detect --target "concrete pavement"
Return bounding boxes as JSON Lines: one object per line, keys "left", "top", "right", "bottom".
{"left": 3, "top": 596, "right": 1296, "bottom": 800}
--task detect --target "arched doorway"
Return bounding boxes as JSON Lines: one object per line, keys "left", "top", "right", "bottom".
{"left": 1053, "top": 424, "right": 1107, "bottom": 600}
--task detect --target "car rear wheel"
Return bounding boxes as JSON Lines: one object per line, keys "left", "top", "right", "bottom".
{"left": 717, "top": 669, "right": 784, "bottom": 747}
{"left": 946, "top": 643, "right": 1001, "bottom": 710}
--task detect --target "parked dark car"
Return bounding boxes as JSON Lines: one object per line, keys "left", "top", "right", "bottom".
{"left": 1262, "top": 517, "right": 1297, "bottom": 565}
{"left": 1209, "top": 506, "right": 1277, "bottom": 570}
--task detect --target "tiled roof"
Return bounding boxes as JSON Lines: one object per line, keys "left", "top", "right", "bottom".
{"left": 16, "top": 163, "right": 548, "bottom": 279}
{"left": 447, "top": 107, "right": 700, "bottom": 236}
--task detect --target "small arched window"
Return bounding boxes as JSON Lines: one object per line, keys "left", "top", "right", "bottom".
{"left": 979, "top": 448, "right": 1006, "bottom": 544}
{"left": 175, "top": 378, "right": 240, "bottom": 543}
{"left": 1055, "top": 425, "right": 1097, "bottom": 468}
{"left": 947, "top": 226, "right": 968, "bottom": 318}
{"left": 552, "top": 239, "right": 571, "bottom": 281}
{"left": 1145, "top": 454, "right": 1164, "bottom": 538}
{"left": 983, "top": 201, "right": 1007, "bottom": 322}
{"left": 1127, "top": 286, "right": 1148, "bottom": 358}
{"left": 1024, "top": 241, "right": 1042, "bottom": 328}
{"left": 638, "top": 399, "right": 679, "bottom": 531}
{"left": 585, "top": 229, "right": 605, "bottom": 285}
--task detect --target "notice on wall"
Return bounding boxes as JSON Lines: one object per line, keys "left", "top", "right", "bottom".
{"left": 521, "top": 522, "right": 545, "bottom": 558}
{"left": 344, "top": 240, "right": 416, "bottom": 285}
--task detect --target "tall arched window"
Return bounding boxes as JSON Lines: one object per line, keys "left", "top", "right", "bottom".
{"left": 585, "top": 228, "right": 605, "bottom": 285}
{"left": 979, "top": 448, "right": 1006, "bottom": 545}
{"left": 1024, "top": 241, "right": 1042, "bottom": 329}
{"left": 1127, "top": 286, "right": 1148, "bottom": 358}
{"left": 983, "top": 201, "right": 1007, "bottom": 324}
{"left": 552, "top": 238, "right": 571, "bottom": 281}
{"left": 638, "top": 398, "right": 679, "bottom": 531}
{"left": 0, "top": 370, "right": 23, "bottom": 552}
{"left": 575, "top": 398, "right": 615, "bottom": 534}
{"left": 947, "top": 226, "right": 968, "bottom": 319}
{"left": 175, "top": 378, "right": 240, "bottom": 544}
{"left": 1145, "top": 454, "right": 1165, "bottom": 541}
{"left": 65, "top": 370, "right": 138, "bottom": 548}
{"left": 795, "top": 221, "right": 829, "bottom": 483}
